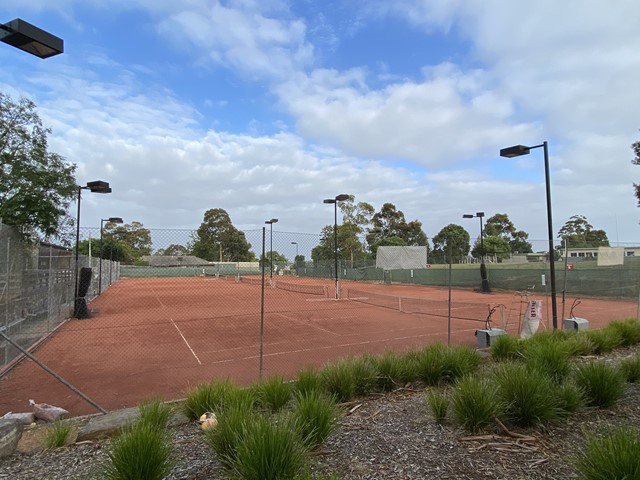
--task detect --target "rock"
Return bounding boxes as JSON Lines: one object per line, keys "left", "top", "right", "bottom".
{"left": 77, "top": 407, "right": 139, "bottom": 441}
{"left": 1, "top": 412, "right": 36, "bottom": 425}
{"left": 0, "top": 419, "right": 23, "bottom": 458}
{"left": 32, "top": 403, "right": 69, "bottom": 422}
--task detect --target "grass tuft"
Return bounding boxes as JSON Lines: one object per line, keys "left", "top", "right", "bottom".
{"left": 254, "top": 375, "right": 292, "bottom": 413}
{"left": 292, "top": 390, "right": 340, "bottom": 450}
{"left": 426, "top": 389, "right": 449, "bottom": 424}
{"left": 585, "top": 328, "right": 623, "bottom": 355}
{"left": 44, "top": 420, "right": 73, "bottom": 449}
{"left": 452, "top": 375, "right": 497, "bottom": 433}
{"left": 574, "top": 426, "right": 640, "bottom": 480}
{"left": 138, "top": 398, "right": 173, "bottom": 432}
{"left": 182, "top": 378, "right": 251, "bottom": 421}
{"left": 204, "top": 405, "right": 252, "bottom": 468}
{"left": 321, "top": 361, "right": 356, "bottom": 402}
{"left": 574, "top": 361, "right": 625, "bottom": 408}
{"left": 608, "top": 318, "right": 640, "bottom": 347}
{"left": 490, "top": 335, "right": 523, "bottom": 362}
{"left": 373, "top": 350, "right": 414, "bottom": 391}
{"left": 524, "top": 340, "right": 572, "bottom": 383}
{"left": 294, "top": 365, "right": 325, "bottom": 397}
{"left": 620, "top": 354, "right": 640, "bottom": 383}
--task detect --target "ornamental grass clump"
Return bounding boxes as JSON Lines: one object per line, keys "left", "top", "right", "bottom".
{"left": 349, "top": 355, "right": 378, "bottom": 397}
{"left": 426, "top": 389, "right": 449, "bottom": 424}
{"left": 490, "top": 334, "right": 524, "bottom": 362}
{"left": 205, "top": 405, "right": 253, "bottom": 468}
{"left": 294, "top": 366, "right": 324, "bottom": 397}
{"left": 493, "top": 362, "right": 560, "bottom": 428}
{"left": 255, "top": 375, "right": 292, "bottom": 413}
{"left": 321, "top": 360, "right": 356, "bottom": 402}
{"left": 373, "top": 350, "right": 415, "bottom": 391}
{"left": 586, "top": 328, "right": 623, "bottom": 355}
{"left": 44, "top": 420, "right": 73, "bottom": 449}
{"left": 102, "top": 423, "right": 174, "bottom": 480}
{"left": 452, "top": 375, "right": 497, "bottom": 433}
{"left": 574, "top": 361, "right": 625, "bottom": 408}
{"left": 182, "top": 378, "right": 249, "bottom": 421}
{"left": 414, "top": 343, "right": 449, "bottom": 385}
{"left": 446, "top": 345, "right": 481, "bottom": 381}
{"left": 138, "top": 398, "right": 173, "bottom": 432}
{"left": 620, "top": 354, "right": 640, "bottom": 383}
{"left": 524, "top": 340, "right": 572, "bottom": 383}
{"left": 608, "top": 318, "right": 640, "bottom": 347}
{"left": 225, "top": 414, "right": 307, "bottom": 480}
{"left": 292, "top": 390, "right": 339, "bottom": 450}
{"left": 574, "top": 426, "right": 640, "bottom": 480}
{"left": 563, "top": 332, "right": 596, "bottom": 357}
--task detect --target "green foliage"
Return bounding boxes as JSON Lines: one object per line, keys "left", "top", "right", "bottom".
{"left": 586, "top": 328, "right": 623, "bottom": 354}
{"left": 446, "top": 345, "right": 481, "bottom": 380}
{"left": 366, "top": 202, "right": 427, "bottom": 248}
{"left": 191, "top": 208, "right": 254, "bottom": 262}
{"left": 431, "top": 224, "right": 470, "bottom": 263}
{"left": 255, "top": 375, "right": 293, "bottom": 413}
{"left": 524, "top": 340, "right": 572, "bottom": 383}
{"left": 225, "top": 414, "right": 307, "bottom": 480}
{"left": 607, "top": 319, "right": 640, "bottom": 347}
{"left": 204, "top": 405, "right": 252, "bottom": 468}
{"left": 558, "top": 214, "right": 609, "bottom": 249}
{"left": 292, "top": 391, "right": 340, "bottom": 450}
{"left": 137, "top": 399, "right": 173, "bottom": 432}
{"left": 348, "top": 355, "right": 378, "bottom": 397}
{"left": 373, "top": 350, "right": 414, "bottom": 392}
{"left": 426, "top": 390, "right": 449, "bottom": 424}
{"left": 414, "top": 344, "right": 480, "bottom": 385}
{"left": 574, "top": 361, "right": 625, "bottom": 408}
{"left": 294, "top": 366, "right": 324, "bottom": 397}
{"left": 574, "top": 426, "right": 640, "bottom": 480}
{"left": 182, "top": 379, "right": 254, "bottom": 421}
{"left": 102, "top": 423, "right": 174, "bottom": 480}
{"left": 0, "top": 93, "right": 77, "bottom": 240}
{"left": 471, "top": 235, "right": 511, "bottom": 260}
{"left": 620, "top": 354, "right": 640, "bottom": 383}
{"left": 484, "top": 213, "right": 533, "bottom": 254}
{"left": 312, "top": 223, "right": 367, "bottom": 264}
{"left": 563, "top": 332, "right": 596, "bottom": 357}
{"left": 493, "top": 362, "right": 560, "bottom": 428}
{"left": 102, "top": 221, "right": 152, "bottom": 263}
{"left": 452, "top": 375, "right": 497, "bottom": 433}
{"left": 555, "top": 382, "right": 585, "bottom": 416}
{"left": 321, "top": 361, "right": 356, "bottom": 402}
{"left": 491, "top": 335, "right": 524, "bottom": 362}
{"left": 44, "top": 420, "right": 73, "bottom": 449}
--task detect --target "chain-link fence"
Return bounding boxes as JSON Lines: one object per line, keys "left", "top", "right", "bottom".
{"left": 1, "top": 223, "right": 639, "bottom": 418}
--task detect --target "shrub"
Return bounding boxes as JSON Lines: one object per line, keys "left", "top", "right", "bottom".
{"left": 574, "top": 426, "right": 640, "bottom": 480}
{"left": 493, "top": 362, "right": 560, "bottom": 428}
{"left": 321, "top": 361, "right": 356, "bottom": 402}
{"left": 586, "top": 329, "right": 623, "bottom": 355}
{"left": 44, "top": 420, "right": 73, "bottom": 449}
{"left": 373, "top": 350, "right": 413, "bottom": 391}
{"left": 292, "top": 391, "right": 339, "bottom": 450}
{"left": 255, "top": 375, "right": 292, "bottom": 413}
{"left": 620, "top": 354, "right": 640, "bottom": 383}
{"left": 138, "top": 399, "right": 173, "bottom": 432}
{"left": 102, "top": 423, "right": 174, "bottom": 480}
{"left": 426, "top": 389, "right": 449, "bottom": 424}
{"left": 563, "top": 332, "right": 596, "bottom": 357}
{"left": 555, "top": 382, "right": 584, "bottom": 416}
{"left": 225, "top": 415, "right": 307, "bottom": 480}
{"left": 452, "top": 375, "right": 497, "bottom": 433}
{"left": 608, "top": 318, "right": 640, "bottom": 347}
{"left": 490, "top": 335, "right": 523, "bottom": 362}
{"left": 524, "top": 340, "right": 572, "bottom": 382}
{"left": 205, "top": 405, "right": 253, "bottom": 468}
{"left": 414, "top": 343, "right": 449, "bottom": 385}
{"left": 294, "top": 366, "right": 324, "bottom": 397}
{"left": 447, "top": 345, "right": 481, "bottom": 380}
{"left": 574, "top": 361, "right": 625, "bottom": 408}
{"left": 182, "top": 378, "right": 248, "bottom": 421}
{"left": 349, "top": 355, "right": 378, "bottom": 397}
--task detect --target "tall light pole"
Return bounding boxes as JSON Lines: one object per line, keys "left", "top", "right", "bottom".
{"left": 98, "top": 217, "right": 123, "bottom": 295}
{"left": 323, "top": 194, "right": 350, "bottom": 299}
{"left": 265, "top": 218, "right": 278, "bottom": 279}
{"left": 463, "top": 212, "right": 490, "bottom": 293}
{"left": 500, "top": 141, "right": 558, "bottom": 329}
{"left": 74, "top": 181, "right": 112, "bottom": 318}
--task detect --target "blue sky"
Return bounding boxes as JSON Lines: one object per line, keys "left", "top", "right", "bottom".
{"left": 1, "top": 0, "right": 639, "bottom": 251}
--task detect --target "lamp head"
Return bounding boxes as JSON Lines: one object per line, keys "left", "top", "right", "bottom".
{"left": 0, "top": 18, "right": 63, "bottom": 59}
{"left": 462, "top": 214, "right": 474, "bottom": 219}
{"left": 500, "top": 145, "right": 530, "bottom": 158}
{"left": 335, "top": 194, "right": 350, "bottom": 202}
{"left": 476, "top": 212, "right": 484, "bottom": 218}
{"left": 108, "top": 217, "right": 123, "bottom": 224}
{"left": 323, "top": 199, "right": 335, "bottom": 204}
{"left": 86, "top": 180, "right": 111, "bottom": 193}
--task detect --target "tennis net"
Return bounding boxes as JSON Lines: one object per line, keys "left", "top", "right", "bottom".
{"left": 346, "top": 288, "right": 495, "bottom": 323}
{"left": 239, "top": 275, "right": 270, "bottom": 286}
{"left": 275, "top": 280, "right": 328, "bottom": 297}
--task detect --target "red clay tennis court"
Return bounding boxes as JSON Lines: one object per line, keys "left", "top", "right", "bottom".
{"left": 0, "top": 276, "right": 636, "bottom": 417}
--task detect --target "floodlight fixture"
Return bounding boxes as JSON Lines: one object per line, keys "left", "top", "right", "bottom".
{"left": 0, "top": 18, "right": 63, "bottom": 58}
{"left": 265, "top": 219, "right": 278, "bottom": 278}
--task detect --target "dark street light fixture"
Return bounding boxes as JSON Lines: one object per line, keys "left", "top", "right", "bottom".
{"left": 265, "top": 218, "right": 278, "bottom": 279}
{"left": 74, "top": 181, "right": 112, "bottom": 318}
{"left": 463, "top": 212, "right": 490, "bottom": 293}
{"left": 500, "top": 141, "right": 558, "bottom": 329}
{"left": 323, "top": 194, "right": 350, "bottom": 299}
{"left": 98, "top": 217, "right": 123, "bottom": 295}
{"left": 0, "top": 18, "right": 63, "bottom": 58}
{"left": 291, "top": 241, "right": 298, "bottom": 258}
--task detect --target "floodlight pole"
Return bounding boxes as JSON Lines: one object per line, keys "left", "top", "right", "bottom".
{"left": 98, "top": 217, "right": 123, "bottom": 295}
{"left": 500, "top": 141, "right": 558, "bottom": 329}
{"left": 324, "top": 194, "right": 350, "bottom": 299}
{"left": 463, "top": 212, "right": 490, "bottom": 293}
{"left": 265, "top": 219, "right": 278, "bottom": 279}
{"left": 74, "top": 181, "right": 112, "bottom": 318}
{"left": 259, "top": 226, "right": 266, "bottom": 380}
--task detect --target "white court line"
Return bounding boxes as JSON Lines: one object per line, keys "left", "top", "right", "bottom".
{"left": 151, "top": 290, "right": 202, "bottom": 366}
{"left": 275, "top": 312, "right": 339, "bottom": 336}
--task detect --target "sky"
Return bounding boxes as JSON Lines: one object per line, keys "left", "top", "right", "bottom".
{"left": 1, "top": 0, "right": 639, "bottom": 254}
